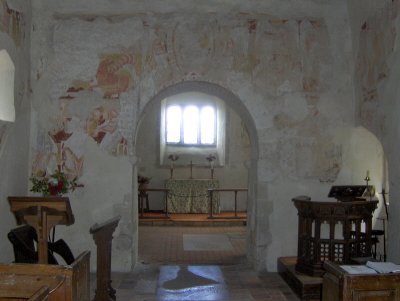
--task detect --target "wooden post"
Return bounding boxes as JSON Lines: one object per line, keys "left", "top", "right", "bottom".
{"left": 234, "top": 190, "right": 238, "bottom": 217}
{"left": 208, "top": 189, "right": 214, "bottom": 219}
{"left": 90, "top": 216, "right": 121, "bottom": 301}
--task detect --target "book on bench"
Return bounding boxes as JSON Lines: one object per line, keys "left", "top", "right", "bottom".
{"left": 366, "top": 261, "right": 400, "bottom": 274}
{"left": 340, "top": 261, "right": 400, "bottom": 274}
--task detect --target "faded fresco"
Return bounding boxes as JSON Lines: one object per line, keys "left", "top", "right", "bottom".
{"left": 67, "top": 51, "right": 138, "bottom": 99}
{"left": 32, "top": 49, "right": 140, "bottom": 177}
{"left": 356, "top": 2, "right": 398, "bottom": 132}
{"left": 0, "top": 0, "right": 25, "bottom": 46}
{"left": 32, "top": 14, "right": 341, "bottom": 182}
{"left": 31, "top": 104, "right": 84, "bottom": 182}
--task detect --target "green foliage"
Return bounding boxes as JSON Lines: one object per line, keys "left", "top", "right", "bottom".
{"left": 30, "top": 170, "right": 82, "bottom": 196}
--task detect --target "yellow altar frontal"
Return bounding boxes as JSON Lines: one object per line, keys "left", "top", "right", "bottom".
{"left": 166, "top": 179, "right": 220, "bottom": 213}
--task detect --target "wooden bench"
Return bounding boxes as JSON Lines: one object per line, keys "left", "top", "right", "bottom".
{"left": 0, "top": 279, "right": 50, "bottom": 301}
{"left": 323, "top": 260, "right": 400, "bottom": 301}
{"left": 0, "top": 251, "right": 90, "bottom": 301}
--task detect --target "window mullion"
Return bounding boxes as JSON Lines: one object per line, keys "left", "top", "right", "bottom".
{"left": 198, "top": 105, "right": 201, "bottom": 144}
{"left": 180, "top": 105, "right": 184, "bottom": 144}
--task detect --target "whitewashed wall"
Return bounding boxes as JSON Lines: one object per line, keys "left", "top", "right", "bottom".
{"left": 347, "top": 0, "right": 400, "bottom": 263}
{"left": 26, "top": 0, "right": 396, "bottom": 273}
{"left": 0, "top": 0, "right": 31, "bottom": 263}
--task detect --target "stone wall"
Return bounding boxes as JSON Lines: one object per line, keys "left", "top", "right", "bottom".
{"left": 0, "top": 0, "right": 31, "bottom": 263}
{"left": 28, "top": 1, "right": 364, "bottom": 272}
{"left": 348, "top": 0, "right": 400, "bottom": 263}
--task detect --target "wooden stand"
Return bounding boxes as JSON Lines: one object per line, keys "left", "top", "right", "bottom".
{"left": 292, "top": 196, "right": 378, "bottom": 276}
{"left": 8, "top": 196, "right": 74, "bottom": 264}
{"left": 90, "top": 216, "right": 121, "bottom": 301}
{"left": 5, "top": 196, "right": 90, "bottom": 301}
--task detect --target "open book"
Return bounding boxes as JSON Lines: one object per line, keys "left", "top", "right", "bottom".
{"left": 340, "top": 262, "right": 400, "bottom": 274}
{"left": 366, "top": 261, "right": 400, "bottom": 274}
{"left": 340, "top": 265, "right": 377, "bottom": 274}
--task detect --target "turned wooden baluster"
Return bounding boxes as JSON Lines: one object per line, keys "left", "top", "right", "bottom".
{"left": 90, "top": 216, "right": 121, "bottom": 301}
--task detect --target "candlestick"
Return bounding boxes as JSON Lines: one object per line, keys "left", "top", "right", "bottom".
{"left": 364, "top": 170, "right": 372, "bottom": 201}
{"left": 364, "top": 170, "right": 370, "bottom": 182}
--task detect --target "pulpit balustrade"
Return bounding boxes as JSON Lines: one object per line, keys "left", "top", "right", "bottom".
{"left": 292, "top": 196, "right": 378, "bottom": 276}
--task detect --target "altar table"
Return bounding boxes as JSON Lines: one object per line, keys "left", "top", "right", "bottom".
{"left": 166, "top": 179, "right": 220, "bottom": 213}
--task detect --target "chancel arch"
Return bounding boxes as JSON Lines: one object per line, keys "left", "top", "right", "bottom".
{"left": 134, "top": 80, "right": 259, "bottom": 263}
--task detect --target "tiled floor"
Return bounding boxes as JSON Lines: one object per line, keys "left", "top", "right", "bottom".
{"left": 139, "top": 226, "right": 247, "bottom": 265}
{"left": 92, "top": 225, "right": 300, "bottom": 301}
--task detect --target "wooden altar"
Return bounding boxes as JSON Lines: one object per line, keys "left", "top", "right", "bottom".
{"left": 165, "top": 179, "right": 220, "bottom": 213}
{"left": 292, "top": 196, "right": 378, "bottom": 276}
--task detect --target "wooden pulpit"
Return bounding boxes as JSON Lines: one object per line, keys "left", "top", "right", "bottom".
{"left": 8, "top": 196, "right": 75, "bottom": 264}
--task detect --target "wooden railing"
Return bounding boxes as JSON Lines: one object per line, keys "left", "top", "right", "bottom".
{"left": 207, "top": 188, "right": 248, "bottom": 219}
{"left": 138, "top": 188, "right": 169, "bottom": 218}
{"left": 138, "top": 187, "right": 248, "bottom": 218}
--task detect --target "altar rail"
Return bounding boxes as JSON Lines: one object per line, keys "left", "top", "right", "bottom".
{"left": 208, "top": 188, "right": 248, "bottom": 219}
{"left": 292, "top": 196, "right": 378, "bottom": 276}
{"left": 138, "top": 188, "right": 169, "bottom": 217}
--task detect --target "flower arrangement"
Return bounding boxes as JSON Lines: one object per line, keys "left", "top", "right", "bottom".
{"left": 168, "top": 154, "right": 179, "bottom": 162}
{"left": 137, "top": 174, "right": 151, "bottom": 185}
{"left": 206, "top": 154, "right": 216, "bottom": 162}
{"left": 30, "top": 170, "right": 82, "bottom": 196}
{"left": 206, "top": 154, "right": 216, "bottom": 168}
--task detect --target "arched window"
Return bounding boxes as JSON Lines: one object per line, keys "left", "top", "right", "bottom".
{"left": 160, "top": 91, "right": 226, "bottom": 166}
{"left": 0, "top": 50, "right": 15, "bottom": 122}
{"left": 166, "top": 103, "right": 216, "bottom": 145}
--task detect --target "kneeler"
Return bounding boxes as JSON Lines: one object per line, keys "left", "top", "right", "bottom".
{"left": 8, "top": 224, "right": 75, "bottom": 265}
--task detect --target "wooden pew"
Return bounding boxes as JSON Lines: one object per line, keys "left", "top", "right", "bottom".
{"left": 0, "top": 251, "right": 90, "bottom": 301}
{"left": 27, "top": 286, "right": 50, "bottom": 301}
{"left": 323, "top": 260, "right": 400, "bottom": 301}
{"left": 0, "top": 280, "right": 50, "bottom": 301}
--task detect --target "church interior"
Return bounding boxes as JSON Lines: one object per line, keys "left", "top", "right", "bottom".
{"left": 1, "top": 0, "right": 400, "bottom": 300}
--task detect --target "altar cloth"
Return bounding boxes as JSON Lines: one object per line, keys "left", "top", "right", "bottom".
{"left": 166, "top": 179, "right": 220, "bottom": 214}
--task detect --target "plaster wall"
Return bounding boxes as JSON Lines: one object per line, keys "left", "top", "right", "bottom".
{"left": 347, "top": 0, "right": 400, "bottom": 263}
{"left": 28, "top": 1, "right": 361, "bottom": 272}
{"left": 0, "top": 0, "right": 31, "bottom": 263}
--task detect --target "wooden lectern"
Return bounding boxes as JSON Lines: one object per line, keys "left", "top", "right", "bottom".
{"left": 8, "top": 196, "right": 75, "bottom": 264}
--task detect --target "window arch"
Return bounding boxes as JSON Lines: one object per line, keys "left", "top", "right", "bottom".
{"left": 165, "top": 101, "right": 217, "bottom": 146}
{"left": 160, "top": 91, "right": 226, "bottom": 166}
{"left": 0, "top": 49, "right": 15, "bottom": 122}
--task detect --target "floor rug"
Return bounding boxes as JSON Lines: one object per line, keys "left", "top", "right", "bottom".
{"left": 183, "top": 234, "right": 234, "bottom": 251}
